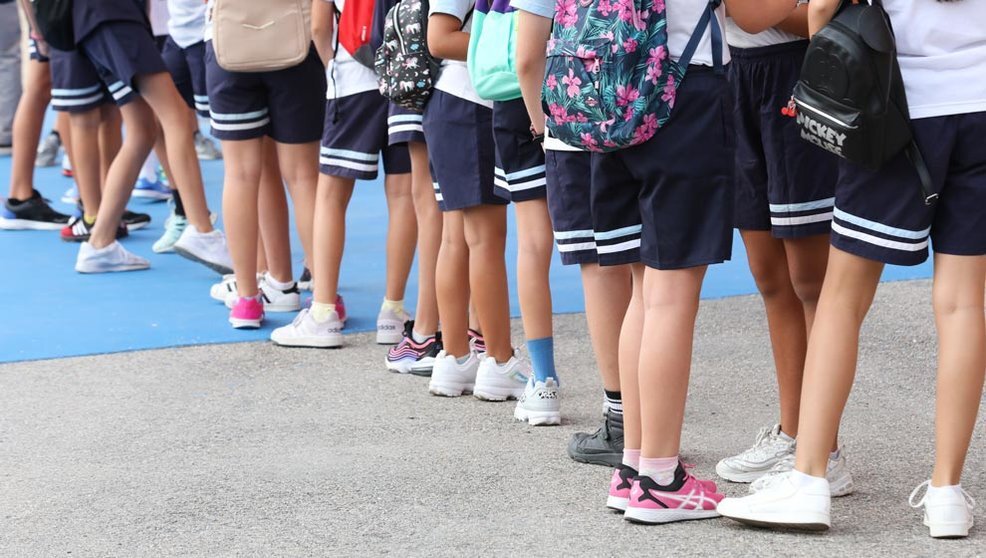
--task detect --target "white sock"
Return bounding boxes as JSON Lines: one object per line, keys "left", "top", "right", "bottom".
{"left": 789, "top": 470, "right": 828, "bottom": 490}
{"left": 412, "top": 329, "right": 433, "bottom": 344}
{"left": 622, "top": 449, "right": 640, "bottom": 470}
{"left": 779, "top": 430, "right": 795, "bottom": 443}
{"left": 264, "top": 273, "right": 294, "bottom": 291}
{"left": 927, "top": 483, "right": 962, "bottom": 495}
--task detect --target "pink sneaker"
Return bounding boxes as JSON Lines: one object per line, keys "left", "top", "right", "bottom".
{"left": 624, "top": 464, "right": 724, "bottom": 524}
{"left": 229, "top": 296, "right": 264, "bottom": 329}
{"left": 335, "top": 294, "right": 347, "bottom": 325}
{"left": 607, "top": 465, "right": 637, "bottom": 512}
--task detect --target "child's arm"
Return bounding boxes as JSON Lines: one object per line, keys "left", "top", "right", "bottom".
{"left": 774, "top": 4, "right": 809, "bottom": 38}
{"left": 515, "top": 11, "right": 552, "bottom": 135}
{"left": 427, "top": 14, "right": 470, "bottom": 61}
{"left": 312, "top": 0, "right": 336, "bottom": 65}
{"left": 808, "top": 0, "right": 840, "bottom": 37}
{"left": 726, "top": 0, "right": 800, "bottom": 34}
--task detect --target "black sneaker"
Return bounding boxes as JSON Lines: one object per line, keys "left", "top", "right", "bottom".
{"left": 122, "top": 210, "right": 151, "bottom": 231}
{"left": 0, "top": 190, "right": 72, "bottom": 231}
{"left": 385, "top": 321, "right": 443, "bottom": 376}
{"left": 60, "top": 216, "right": 129, "bottom": 242}
{"left": 298, "top": 267, "right": 313, "bottom": 291}
{"left": 567, "top": 409, "right": 624, "bottom": 467}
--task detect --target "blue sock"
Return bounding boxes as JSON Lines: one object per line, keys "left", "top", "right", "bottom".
{"left": 526, "top": 337, "right": 557, "bottom": 383}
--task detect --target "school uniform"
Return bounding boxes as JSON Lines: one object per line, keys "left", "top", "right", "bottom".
{"left": 829, "top": 1, "right": 986, "bottom": 266}
{"left": 727, "top": 21, "right": 838, "bottom": 238}
{"left": 590, "top": 1, "right": 734, "bottom": 270}
{"left": 423, "top": 0, "right": 502, "bottom": 212}
{"left": 161, "top": 0, "right": 210, "bottom": 116}
{"left": 375, "top": 0, "right": 426, "bottom": 146}
{"left": 49, "top": 47, "right": 112, "bottom": 113}
{"left": 203, "top": 1, "right": 326, "bottom": 143}
{"left": 320, "top": 0, "right": 410, "bottom": 179}
{"left": 28, "top": 38, "right": 49, "bottom": 63}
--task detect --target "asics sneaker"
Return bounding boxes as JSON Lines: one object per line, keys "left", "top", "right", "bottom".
{"left": 270, "top": 308, "right": 343, "bottom": 348}
{"left": 0, "top": 191, "right": 71, "bottom": 230}
{"left": 716, "top": 424, "right": 796, "bottom": 483}
{"left": 567, "top": 409, "right": 624, "bottom": 467}
{"left": 385, "top": 321, "right": 442, "bottom": 375}
{"left": 428, "top": 351, "right": 480, "bottom": 397}
{"left": 75, "top": 241, "right": 150, "bottom": 273}
{"left": 61, "top": 217, "right": 128, "bottom": 242}
{"left": 229, "top": 296, "right": 264, "bottom": 329}
{"left": 173, "top": 225, "right": 234, "bottom": 275}
{"left": 474, "top": 355, "right": 529, "bottom": 402}
{"left": 35, "top": 131, "right": 62, "bottom": 167}
{"left": 514, "top": 376, "right": 561, "bottom": 426}
{"left": 718, "top": 471, "right": 832, "bottom": 531}
{"left": 194, "top": 131, "right": 222, "bottom": 160}
{"left": 624, "top": 465, "right": 724, "bottom": 524}
{"left": 909, "top": 481, "right": 976, "bottom": 539}
{"left": 607, "top": 464, "right": 637, "bottom": 512}
{"left": 750, "top": 450, "right": 854, "bottom": 497}
{"left": 61, "top": 185, "right": 79, "bottom": 204}
{"left": 132, "top": 177, "right": 172, "bottom": 201}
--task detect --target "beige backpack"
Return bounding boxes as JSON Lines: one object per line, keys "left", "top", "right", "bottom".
{"left": 211, "top": 0, "right": 313, "bottom": 72}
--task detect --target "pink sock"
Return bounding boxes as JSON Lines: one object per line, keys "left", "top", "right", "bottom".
{"left": 639, "top": 456, "right": 679, "bottom": 485}
{"left": 622, "top": 449, "right": 640, "bottom": 470}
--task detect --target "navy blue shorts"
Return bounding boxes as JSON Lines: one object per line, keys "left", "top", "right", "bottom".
{"left": 547, "top": 148, "right": 615, "bottom": 266}
{"left": 162, "top": 38, "right": 209, "bottom": 117}
{"left": 76, "top": 21, "right": 167, "bottom": 106}
{"left": 49, "top": 48, "right": 111, "bottom": 113}
{"left": 388, "top": 104, "right": 425, "bottom": 145}
{"left": 205, "top": 42, "right": 326, "bottom": 144}
{"left": 29, "top": 38, "right": 49, "bottom": 63}
{"left": 423, "top": 90, "right": 503, "bottom": 212}
{"left": 321, "top": 91, "right": 411, "bottom": 179}
{"left": 493, "top": 98, "right": 547, "bottom": 202}
{"left": 730, "top": 42, "right": 837, "bottom": 238}
{"left": 832, "top": 112, "right": 986, "bottom": 266}
{"left": 591, "top": 67, "right": 735, "bottom": 270}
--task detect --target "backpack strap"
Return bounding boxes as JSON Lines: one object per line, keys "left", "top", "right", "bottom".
{"left": 905, "top": 141, "right": 937, "bottom": 206}
{"left": 677, "top": 0, "right": 724, "bottom": 75}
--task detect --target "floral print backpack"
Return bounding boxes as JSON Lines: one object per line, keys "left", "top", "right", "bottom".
{"left": 543, "top": 0, "right": 723, "bottom": 152}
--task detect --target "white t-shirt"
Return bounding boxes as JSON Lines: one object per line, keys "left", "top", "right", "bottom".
{"left": 725, "top": 18, "right": 802, "bottom": 49}
{"left": 168, "top": 0, "right": 208, "bottom": 48}
{"left": 149, "top": 0, "right": 170, "bottom": 37}
{"left": 884, "top": 0, "right": 986, "bottom": 119}
{"left": 325, "top": 0, "right": 381, "bottom": 99}
{"left": 430, "top": 0, "right": 492, "bottom": 108}
{"left": 666, "top": 0, "right": 730, "bottom": 67}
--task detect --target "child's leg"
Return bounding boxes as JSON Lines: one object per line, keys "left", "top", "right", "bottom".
{"left": 638, "top": 265, "right": 707, "bottom": 459}
{"left": 409, "top": 142, "right": 441, "bottom": 335}
{"left": 312, "top": 174, "right": 356, "bottom": 305}
{"left": 515, "top": 198, "right": 556, "bottom": 379}
{"left": 581, "top": 263, "right": 632, "bottom": 392}
{"left": 784, "top": 235, "right": 830, "bottom": 332}
{"left": 67, "top": 109, "right": 104, "bottom": 219}
{"left": 274, "top": 141, "right": 319, "bottom": 274}
{"left": 462, "top": 205, "right": 511, "bottom": 362}
{"left": 794, "top": 248, "right": 883, "bottom": 477}
{"left": 221, "top": 138, "right": 265, "bottom": 297}
{"left": 436, "top": 211, "right": 470, "bottom": 357}
{"left": 930, "top": 253, "right": 986, "bottom": 486}
{"left": 6, "top": 59, "right": 51, "bottom": 200}
{"left": 97, "top": 105, "right": 122, "bottom": 184}
{"left": 620, "top": 264, "right": 646, "bottom": 452}
{"left": 258, "top": 138, "right": 293, "bottom": 283}
{"left": 384, "top": 172, "right": 416, "bottom": 303}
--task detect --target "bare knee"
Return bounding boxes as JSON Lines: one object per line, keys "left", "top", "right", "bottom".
{"left": 750, "top": 259, "right": 796, "bottom": 300}
{"left": 790, "top": 271, "right": 824, "bottom": 308}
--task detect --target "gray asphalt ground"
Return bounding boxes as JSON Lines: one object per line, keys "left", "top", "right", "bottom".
{"left": 2, "top": 279, "right": 984, "bottom": 557}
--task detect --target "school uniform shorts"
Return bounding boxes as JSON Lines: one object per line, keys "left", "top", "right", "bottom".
{"left": 590, "top": 66, "right": 735, "bottom": 270}
{"left": 29, "top": 38, "right": 49, "bottom": 63}
{"left": 49, "top": 47, "right": 111, "bottom": 113}
{"left": 162, "top": 38, "right": 210, "bottom": 117}
{"left": 831, "top": 111, "right": 986, "bottom": 266}
{"left": 730, "top": 41, "right": 838, "bottom": 238}
{"left": 205, "top": 43, "right": 325, "bottom": 144}
{"left": 321, "top": 90, "right": 411, "bottom": 179}
{"left": 423, "top": 90, "right": 504, "bottom": 212}
{"left": 388, "top": 104, "right": 426, "bottom": 145}
{"left": 493, "top": 98, "right": 547, "bottom": 202}
{"left": 76, "top": 21, "right": 167, "bottom": 106}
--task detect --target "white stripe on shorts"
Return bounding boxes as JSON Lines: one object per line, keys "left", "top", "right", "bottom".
{"left": 211, "top": 117, "right": 271, "bottom": 131}
{"left": 388, "top": 114, "right": 423, "bottom": 124}
{"left": 771, "top": 212, "right": 834, "bottom": 227}
{"left": 596, "top": 239, "right": 641, "bottom": 254}
{"left": 51, "top": 92, "right": 107, "bottom": 107}
{"left": 319, "top": 157, "right": 378, "bottom": 172}
{"left": 389, "top": 124, "right": 424, "bottom": 135}
{"left": 554, "top": 228, "right": 594, "bottom": 240}
{"left": 557, "top": 241, "right": 597, "bottom": 253}
{"left": 321, "top": 147, "right": 379, "bottom": 162}
{"left": 769, "top": 197, "right": 835, "bottom": 214}
{"left": 833, "top": 206, "right": 929, "bottom": 240}
{"left": 209, "top": 108, "right": 269, "bottom": 122}
{"left": 594, "top": 224, "right": 642, "bottom": 241}
{"left": 831, "top": 222, "right": 928, "bottom": 252}
{"left": 51, "top": 84, "right": 102, "bottom": 97}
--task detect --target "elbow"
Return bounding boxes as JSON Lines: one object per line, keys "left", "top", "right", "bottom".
{"left": 728, "top": 14, "right": 773, "bottom": 34}
{"left": 515, "top": 52, "right": 539, "bottom": 80}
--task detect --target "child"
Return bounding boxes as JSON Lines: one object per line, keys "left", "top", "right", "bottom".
{"left": 715, "top": 7, "right": 853, "bottom": 496}
{"left": 205, "top": 0, "right": 323, "bottom": 328}
{"left": 270, "top": 0, "right": 416, "bottom": 347}
{"left": 719, "top": 0, "right": 986, "bottom": 537}
{"left": 68, "top": 0, "right": 228, "bottom": 274}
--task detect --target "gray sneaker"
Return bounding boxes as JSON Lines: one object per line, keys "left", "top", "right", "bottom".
{"left": 567, "top": 409, "right": 623, "bottom": 467}
{"left": 35, "top": 131, "right": 62, "bottom": 167}
{"left": 194, "top": 131, "right": 222, "bottom": 160}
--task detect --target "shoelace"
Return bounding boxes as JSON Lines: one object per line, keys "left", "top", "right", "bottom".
{"left": 909, "top": 480, "right": 977, "bottom": 510}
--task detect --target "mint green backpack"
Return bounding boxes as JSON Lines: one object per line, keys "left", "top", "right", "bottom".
{"left": 466, "top": 0, "right": 521, "bottom": 102}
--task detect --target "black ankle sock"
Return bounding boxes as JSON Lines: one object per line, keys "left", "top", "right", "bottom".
{"left": 173, "top": 190, "right": 186, "bottom": 217}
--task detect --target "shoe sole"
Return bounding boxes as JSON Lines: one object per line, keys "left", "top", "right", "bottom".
{"left": 126, "top": 222, "right": 151, "bottom": 231}
{"left": 271, "top": 335, "right": 343, "bottom": 349}
{"left": 132, "top": 191, "right": 172, "bottom": 201}
{"left": 174, "top": 245, "right": 234, "bottom": 276}
{"left": 716, "top": 462, "right": 772, "bottom": 484}
{"left": 624, "top": 508, "right": 720, "bottom": 525}
{"left": 230, "top": 318, "right": 262, "bottom": 329}
{"left": 719, "top": 508, "right": 830, "bottom": 532}
{"left": 428, "top": 381, "right": 474, "bottom": 397}
{"left": 387, "top": 356, "right": 437, "bottom": 375}
{"left": 514, "top": 406, "right": 561, "bottom": 426}
{"left": 927, "top": 520, "right": 971, "bottom": 538}
{"left": 473, "top": 386, "right": 525, "bottom": 402}
{"left": 606, "top": 496, "right": 628, "bottom": 513}
{"left": 567, "top": 450, "right": 622, "bottom": 468}
{"left": 152, "top": 246, "right": 176, "bottom": 254}
{"left": 76, "top": 263, "right": 150, "bottom": 274}
{"left": 0, "top": 218, "right": 67, "bottom": 231}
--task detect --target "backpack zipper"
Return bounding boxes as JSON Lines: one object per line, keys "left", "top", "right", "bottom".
{"left": 393, "top": 2, "right": 407, "bottom": 56}
{"left": 794, "top": 99, "right": 855, "bottom": 129}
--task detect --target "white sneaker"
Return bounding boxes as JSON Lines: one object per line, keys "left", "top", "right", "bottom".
{"left": 716, "top": 424, "right": 796, "bottom": 483}
{"left": 173, "top": 225, "right": 233, "bottom": 275}
{"left": 75, "top": 241, "right": 150, "bottom": 273}
{"left": 220, "top": 273, "right": 300, "bottom": 313}
{"left": 910, "top": 481, "right": 976, "bottom": 538}
{"left": 751, "top": 450, "right": 854, "bottom": 497}
{"left": 513, "top": 377, "right": 561, "bottom": 426}
{"left": 270, "top": 308, "right": 343, "bottom": 348}
{"left": 474, "top": 355, "right": 529, "bottom": 402}
{"left": 428, "top": 351, "right": 480, "bottom": 397}
{"left": 718, "top": 472, "right": 832, "bottom": 531}
{"left": 194, "top": 131, "right": 223, "bottom": 160}
{"left": 377, "top": 305, "right": 411, "bottom": 345}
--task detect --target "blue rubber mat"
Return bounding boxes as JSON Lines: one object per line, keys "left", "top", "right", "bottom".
{"left": 0, "top": 140, "right": 932, "bottom": 363}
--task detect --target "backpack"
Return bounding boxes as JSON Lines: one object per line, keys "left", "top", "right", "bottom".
{"left": 543, "top": 0, "right": 723, "bottom": 152}
{"left": 211, "top": 0, "right": 312, "bottom": 72}
{"left": 793, "top": 0, "right": 935, "bottom": 204}
{"left": 337, "top": 0, "right": 377, "bottom": 69}
{"left": 467, "top": 0, "right": 520, "bottom": 102}
{"left": 374, "top": 0, "right": 441, "bottom": 111}
{"left": 371, "top": 0, "right": 399, "bottom": 53}
{"left": 29, "top": 0, "right": 74, "bottom": 52}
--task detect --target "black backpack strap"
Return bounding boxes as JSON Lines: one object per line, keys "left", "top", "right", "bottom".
{"left": 678, "top": 0, "right": 724, "bottom": 74}
{"left": 905, "top": 141, "right": 937, "bottom": 206}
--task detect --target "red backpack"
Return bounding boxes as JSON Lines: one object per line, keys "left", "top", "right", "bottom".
{"left": 336, "top": 0, "right": 377, "bottom": 68}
